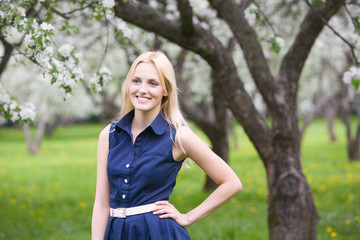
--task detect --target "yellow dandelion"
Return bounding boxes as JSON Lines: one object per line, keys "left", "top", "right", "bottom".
{"left": 346, "top": 173, "right": 354, "bottom": 181}
{"left": 250, "top": 206, "right": 256, "bottom": 213}
{"left": 20, "top": 203, "right": 26, "bottom": 209}
{"left": 54, "top": 182, "right": 62, "bottom": 188}
{"left": 39, "top": 208, "right": 45, "bottom": 215}
{"left": 38, "top": 217, "right": 44, "bottom": 223}
{"left": 319, "top": 184, "right": 326, "bottom": 192}
{"left": 9, "top": 198, "right": 17, "bottom": 205}
{"left": 176, "top": 195, "right": 183, "bottom": 201}
{"left": 344, "top": 164, "right": 351, "bottom": 171}
{"left": 307, "top": 177, "right": 312, "bottom": 184}
{"left": 64, "top": 212, "right": 71, "bottom": 217}
{"left": 185, "top": 188, "right": 192, "bottom": 194}
{"left": 330, "top": 232, "right": 337, "bottom": 237}
{"left": 29, "top": 210, "right": 36, "bottom": 217}
{"left": 347, "top": 194, "right": 354, "bottom": 201}
{"left": 79, "top": 202, "right": 87, "bottom": 208}
{"left": 327, "top": 227, "right": 333, "bottom": 233}
{"left": 345, "top": 219, "right": 351, "bottom": 225}
{"left": 355, "top": 216, "right": 360, "bottom": 222}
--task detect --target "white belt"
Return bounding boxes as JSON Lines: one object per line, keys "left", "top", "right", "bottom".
{"left": 110, "top": 203, "right": 156, "bottom": 218}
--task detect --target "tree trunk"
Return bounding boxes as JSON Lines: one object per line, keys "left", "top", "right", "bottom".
{"left": 267, "top": 129, "right": 319, "bottom": 240}
{"left": 325, "top": 101, "right": 337, "bottom": 142}
{"left": 23, "top": 118, "right": 46, "bottom": 155}
{"left": 348, "top": 139, "right": 360, "bottom": 160}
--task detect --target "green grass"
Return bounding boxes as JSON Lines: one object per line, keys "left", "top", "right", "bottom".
{"left": 0, "top": 119, "right": 359, "bottom": 239}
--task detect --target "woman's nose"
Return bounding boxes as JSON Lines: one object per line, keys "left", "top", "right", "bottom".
{"left": 138, "top": 83, "right": 147, "bottom": 93}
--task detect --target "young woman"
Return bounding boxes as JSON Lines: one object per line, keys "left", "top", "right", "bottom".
{"left": 91, "top": 51, "right": 242, "bottom": 239}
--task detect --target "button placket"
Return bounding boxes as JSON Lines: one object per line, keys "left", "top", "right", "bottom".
{"left": 121, "top": 153, "right": 131, "bottom": 203}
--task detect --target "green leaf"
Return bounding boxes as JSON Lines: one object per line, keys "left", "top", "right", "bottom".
{"left": 36, "top": 37, "right": 43, "bottom": 48}
{"left": 270, "top": 38, "right": 280, "bottom": 54}
{"left": 352, "top": 78, "right": 360, "bottom": 90}
{"left": 353, "top": 17, "right": 360, "bottom": 35}
{"left": 312, "top": 0, "right": 325, "bottom": 7}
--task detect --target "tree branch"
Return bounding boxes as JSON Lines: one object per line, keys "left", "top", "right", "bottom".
{"left": 304, "top": 0, "right": 359, "bottom": 66}
{"left": 279, "top": 0, "right": 345, "bottom": 90}
{"left": 0, "top": 35, "right": 14, "bottom": 77}
{"left": 208, "top": 0, "right": 278, "bottom": 113}
{"left": 0, "top": 34, "right": 26, "bottom": 77}
{"left": 177, "top": 0, "right": 194, "bottom": 37}
{"left": 40, "top": 2, "right": 70, "bottom": 20}
{"left": 174, "top": 50, "right": 215, "bottom": 127}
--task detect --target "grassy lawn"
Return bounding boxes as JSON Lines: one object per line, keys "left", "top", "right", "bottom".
{"left": 0, "top": 119, "right": 359, "bottom": 239}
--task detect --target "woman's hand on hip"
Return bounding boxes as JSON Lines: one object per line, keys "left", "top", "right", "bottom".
{"left": 153, "top": 201, "right": 192, "bottom": 227}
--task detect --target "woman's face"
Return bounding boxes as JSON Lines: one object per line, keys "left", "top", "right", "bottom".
{"left": 129, "top": 62, "right": 167, "bottom": 115}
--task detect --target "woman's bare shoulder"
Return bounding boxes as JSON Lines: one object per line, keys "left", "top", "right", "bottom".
{"left": 99, "top": 124, "right": 111, "bottom": 140}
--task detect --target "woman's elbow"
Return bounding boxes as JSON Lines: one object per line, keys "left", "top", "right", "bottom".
{"left": 234, "top": 178, "right": 243, "bottom": 194}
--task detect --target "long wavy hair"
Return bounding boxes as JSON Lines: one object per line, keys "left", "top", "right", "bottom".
{"left": 117, "top": 51, "right": 188, "bottom": 153}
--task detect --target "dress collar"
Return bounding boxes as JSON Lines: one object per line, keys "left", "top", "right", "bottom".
{"left": 115, "top": 110, "right": 168, "bottom": 136}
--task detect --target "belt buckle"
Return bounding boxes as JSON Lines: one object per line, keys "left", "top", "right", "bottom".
{"left": 111, "top": 208, "right": 127, "bottom": 218}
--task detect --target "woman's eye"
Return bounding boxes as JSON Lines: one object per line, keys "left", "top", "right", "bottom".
{"left": 132, "top": 79, "right": 141, "bottom": 84}
{"left": 150, "top": 81, "right": 159, "bottom": 86}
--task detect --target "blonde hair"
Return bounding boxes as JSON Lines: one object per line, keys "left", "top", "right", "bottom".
{"left": 118, "top": 51, "right": 188, "bottom": 153}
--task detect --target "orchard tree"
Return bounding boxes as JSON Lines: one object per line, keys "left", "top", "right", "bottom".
{"left": 0, "top": 0, "right": 127, "bottom": 123}
{"left": 112, "top": 0, "right": 360, "bottom": 239}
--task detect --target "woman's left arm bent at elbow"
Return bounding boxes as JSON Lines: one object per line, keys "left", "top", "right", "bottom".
{"left": 153, "top": 126, "right": 242, "bottom": 227}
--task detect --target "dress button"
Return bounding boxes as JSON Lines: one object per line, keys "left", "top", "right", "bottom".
{"left": 122, "top": 194, "right": 126, "bottom": 199}
{"left": 124, "top": 179, "right": 128, "bottom": 183}
{"left": 126, "top": 164, "right": 130, "bottom": 168}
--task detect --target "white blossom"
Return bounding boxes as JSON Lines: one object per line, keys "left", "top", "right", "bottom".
{"left": 35, "top": 52, "right": 52, "bottom": 70}
{"left": 72, "top": 66, "right": 85, "bottom": 80}
{"left": 19, "top": 102, "right": 36, "bottom": 121}
{"left": 0, "top": 83, "right": 11, "bottom": 104}
{"left": 89, "top": 66, "right": 112, "bottom": 92}
{"left": 99, "top": 66, "right": 111, "bottom": 75}
{"left": 349, "top": 66, "right": 360, "bottom": 78}
{"left": 40, "top": 22, "right": 54, "bottom": 31}
{"left": 275, "top": 37, "right": 285, "bottom": 48}
{"left": 343, "top": 66, "right": 360, "bottom": 85}
{"left": 58, "top": 44, "right": 74, "bottom": 58}
{"left": 101, "top": 0, "right": 115, "bottom": 8}
{"left": 0, "top": 10, "right": 5, "bottom": 19}
{"left": 18, "top": 7, "right": 26, "bottom": 17}
{"left": 11, "top": 111, "right": 20, "bottom": 122}
{"left": 113, "top": 17, "right": 132, "bottom": 38}
{"left": 244, "top": 4, "right": 258, "bottom": 26}
{"left": 9, "top": 100, "right": 17, "bottom": 110}
{"left": 343, "top": 71, "right": 353, "bottom": 84}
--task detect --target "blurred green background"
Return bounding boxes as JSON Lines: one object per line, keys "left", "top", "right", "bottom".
{"left": 0, "top": 119, "right": 359, "bottom": 240}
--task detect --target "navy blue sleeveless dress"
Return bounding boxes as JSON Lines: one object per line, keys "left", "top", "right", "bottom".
{"left": 104, "top": 110, "right": 191, "bottom": 240}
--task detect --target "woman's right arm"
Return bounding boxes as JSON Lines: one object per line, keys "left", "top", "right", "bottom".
{"left": 91, "top": 124, "right": 111, "bottom": 240}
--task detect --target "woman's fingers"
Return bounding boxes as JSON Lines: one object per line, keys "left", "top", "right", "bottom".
{"left": 153, "top": 201, "right": 173, "bottom": 215}
{"left": 152, "top": 201, "right": 190, "bottom": 227}
{"left": 154, "top": 200, "right": 171, "bottom": 206}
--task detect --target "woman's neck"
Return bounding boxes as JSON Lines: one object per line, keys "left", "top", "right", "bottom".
{"left": 131, "top": 109, "right": 160, "bottom": 133}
